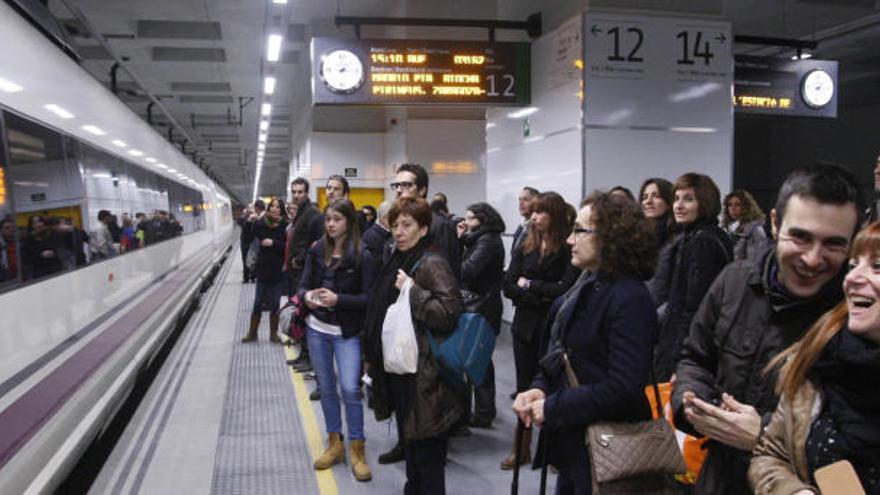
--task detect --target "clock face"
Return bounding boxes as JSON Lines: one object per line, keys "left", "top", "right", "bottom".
{"left": 320, "top": 50, "right": 364, "bottom": 94}
{"left": 801, "top": 69, "right": 834, "bottom": 109}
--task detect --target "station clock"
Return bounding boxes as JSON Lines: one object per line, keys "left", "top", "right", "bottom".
{"left": 319, "top": 49, "right": 365, "bottom": 94}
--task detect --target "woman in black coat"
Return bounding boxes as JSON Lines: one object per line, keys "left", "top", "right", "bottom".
{"left": 514, "top": 192, "right": 660, "bottom": 493}
{"left": 241, "top": 198, "right": 288, "bottom": 343}
{"left": 652, "top": 173, "right": 732, "bottom": 381}
{"left": 457, "top": 202, "right": 506, "bottom": 427}
{"left": 501, "top": 192, "right": 579, "bottom": 470}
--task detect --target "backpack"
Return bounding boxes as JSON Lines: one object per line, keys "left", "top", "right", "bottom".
{"left": 410, "top": 257, "right": 497, "bottom": 386}
{"left": 425, "top": 312, "right": 496, "bottom": 386}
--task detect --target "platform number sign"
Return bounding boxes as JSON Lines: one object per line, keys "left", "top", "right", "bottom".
{"left": 585, "top": 14, "right": 731, "bottom": 83}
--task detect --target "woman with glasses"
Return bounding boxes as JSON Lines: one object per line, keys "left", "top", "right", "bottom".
{"left": 241, "top": 197, "right": 288, "bottom": 343}
{"left": 513, "top": 191, "right": 660, "bottom": 493}
{"left": 501, "top": 191, "right": 579, "bottom": 470}
{"left": 363, "top": 196, "right": 463, "bottom": 494}
{"left": 652, "top": 173, "right": 732, "bottom": 381}
{"left": 457, "top": 202, "right": 506, "bottom": 428}
{"left": 298, "top": 198, "right": 376, "bottom": 481}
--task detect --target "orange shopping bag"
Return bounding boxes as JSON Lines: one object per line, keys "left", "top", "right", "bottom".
{"left": 645, "top": 382, "right": 708, "bottom": 485}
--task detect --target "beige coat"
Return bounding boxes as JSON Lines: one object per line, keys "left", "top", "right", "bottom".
{"left": 748, "top": 380, "right": 822, "bottom": 494}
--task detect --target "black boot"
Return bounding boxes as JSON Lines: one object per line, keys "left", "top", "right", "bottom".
{"left": 377, "top": 443, "right": 404, "bottom": 464}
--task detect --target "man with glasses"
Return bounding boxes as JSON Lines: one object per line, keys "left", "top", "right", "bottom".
{"left": 671, "top": 163, "right": 864, "bottom": 494}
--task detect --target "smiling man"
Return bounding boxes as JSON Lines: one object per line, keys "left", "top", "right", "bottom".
{"left": 671, "top": 163, "right": 865, "bottom": 495}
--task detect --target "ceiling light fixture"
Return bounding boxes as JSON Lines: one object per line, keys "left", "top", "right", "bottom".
{"left": 112, "top": 140, "right": 127, "bottom": 148}
{"left": 264, "top": 76, "right": 277, "bottom": 95}
{"left": 272, "top": 0, "right": 288, "bottom": 4}
{"left": 128, "top": 149, "right": 144, "bottom": 157}
{"left": 267, "top": 34, "right": 283, "bottom": 62}
{"left": 82, "top": 125, "right": 106, "bottom": 136}
{"left": 260, "top": 120, "right": 269, "bottom": 130}
{"left": 145, "top": 157, "right": 157, "bottom": 163}
{"left": 0, "top": 77, "right": 23, "bottom": 93}
{"left": 156, "top": 163, "right": 168, "bottom": 169}
{"left": 261, "top": 103, "right": 272, "bottom": 116}
{"left": 167, "top": 168, "right": 178, "bottom": 173}
{"left": 44, "top": 104, "right": 75, "bottom": 119}
{"left": 506, "top": 107, "right": 539, "bottom": 119}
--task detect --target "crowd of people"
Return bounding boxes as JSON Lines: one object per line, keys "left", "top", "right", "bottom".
{"left": 0, "top": 209, "right": 183, "bottom": 284}
{"left": 238, "top": 161, "right": 879, "bottom": 495}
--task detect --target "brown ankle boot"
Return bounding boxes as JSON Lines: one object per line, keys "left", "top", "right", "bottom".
{"left": 350, "top": 439, "right": 372, "bottom": 481}
{"left": 500, "top": 427, "right": 531, "bottom": 470}
{"left": 314, "top": 432, "right": 345, "bottom": 470}
{"left": 269, "top": 314, "right": 281, "bottom": 343}
{"left": 241, "top": 315, "right": 260, "bottom": 343}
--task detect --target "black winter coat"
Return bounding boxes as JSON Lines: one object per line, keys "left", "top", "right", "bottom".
{"left": 297, "top": 240, "right": 377, "bottom": 339}
{"left": 288, "top": 201, "right": 324, "bottom": 274}
{"left": 460, "top": 227, "right": 504, "bottom": 332}
{"left": 671, "top": 249, "right": 845, "bottom": 495}
{"left": 251, "top": 219, "right": 288, "bottom": 284}
{"left": 361, "top": 222, "right": 390, "bottom": 264}
{"left": 533, "top": 272, "right": 657, "bottom": 473}
{"left": 653, "top": 220, "right": 732, "bottom": 381}
{"left": 429, "top": 211, "right": 461, "bottom": 279}
{"left": 503, "top": 245, "right": 579, "bottom": 344}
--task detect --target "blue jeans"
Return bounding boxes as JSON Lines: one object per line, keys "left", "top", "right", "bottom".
{"left": 306, "top": 327, "right": 364, "bottom": 440}
{"left": 252, "top": 280, "right": 282, "bottom": 315}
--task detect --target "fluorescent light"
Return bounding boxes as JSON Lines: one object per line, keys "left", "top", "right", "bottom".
{"left": 44, "top": 104, "right": 75, "bottom": 119}
{"left": 0, "top": 77, "right": 23, "bottom": 93}
{"left": 259, "top": 120, "right": 269, "bottom": 130}
{"left": 267, "top": 34, "right": 283, "bottom": 62}
{"left": 167, "top": 168, "right": 178, "bottom": 173}
{"left": 506, "top": 107, "right": 538, "bottom": 119}
{"left": 128, "top": 149, "right": 144, "bottom": 157}
{"left": 264, "top": 76, "right": 277, "bottom": 95}
{"left": 112, "top": 140, "right": 127, "bottom": 148}
{"left": 91, "top": 173, "right": 112, "bottom": 179}
{"left": 261, "top": 103, "right": 272, "bottom": 116}
{"left": 82, "top": 125, "right": 106, "bottom": 136}
{"left": 156, "top": 163, "right": 168, "bottom": 169}
{"left": 272, "top": 0, "right": 287, "bottom": 4}
{"left": 792, "top": 52, "right": 813, "bottom": 60}
{"left": 669, "top": 126, "right": 717, "bottom": 133}
{"left": 259, "top": 134, "right": 267, "bottom": 142}
{"left": 485, "top": 122, "right": 496, "bottom": 129}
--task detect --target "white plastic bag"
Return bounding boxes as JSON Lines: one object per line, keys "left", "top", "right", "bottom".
{"left": 382, "top": 279, "right": 419, "bottom": 374}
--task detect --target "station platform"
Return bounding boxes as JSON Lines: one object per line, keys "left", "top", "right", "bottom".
{"left": 89, "top": 249, "right": 556, "bottom": 494}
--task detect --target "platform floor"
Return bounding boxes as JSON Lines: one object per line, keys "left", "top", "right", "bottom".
{"left": 90, "top": 249, "right": 557, "bottom": 494}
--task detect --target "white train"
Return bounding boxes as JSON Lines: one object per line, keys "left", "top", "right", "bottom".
{"left": 0, "top": 3, "right": 235, "bottom": 492}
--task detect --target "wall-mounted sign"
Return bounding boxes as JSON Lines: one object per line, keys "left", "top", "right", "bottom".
{"left": 311, "top": 38, "right": 530, "bottom": 106}
{"left": 583, "top": 12, "right": 732, "bottom": 129}
{"left": 734, "top": 56, "right": 838, "bottom": 118}
{"left": 30, "top": 192, "right": 46, "bottom": 202}
{"left": 344, "top": 167, "right": 357, "bottom": 177}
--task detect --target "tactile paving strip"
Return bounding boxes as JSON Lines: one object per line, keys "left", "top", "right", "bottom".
{"left": 210, "top": 284, "right": 319, "bottom": 495}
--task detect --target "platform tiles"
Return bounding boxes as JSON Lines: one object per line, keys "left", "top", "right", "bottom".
{"left": 91, "top": 251, "right": 556, "bottom": 494}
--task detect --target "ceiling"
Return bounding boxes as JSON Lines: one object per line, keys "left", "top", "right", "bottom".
{"left": 38, "top": 0, "right": 880, "bottom": 204}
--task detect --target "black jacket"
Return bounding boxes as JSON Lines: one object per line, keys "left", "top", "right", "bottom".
{"left": 429, "top": 211, "right": 461, "bottom": 279}
{"left": 251, "top": 219, "right": 288, "bottom": 284}
{"left": 653, "top": 221, "right": 732, "bottom": 381}
{"left": 671, "top": 249, "right": 845, "bottom": 495}
{"left": 503, "top": 244, "right": 580, "bottom": 344}
{"left": 460, "top": 226, "right": 505, "bottom": 332}
{"left": 297, "top": 240, "right": 377, "bottom": 339}
{"left": 361, "top": 222, "right": 390, "bottom": 264}
{"left": 532, "top": 272, "right": 657, "bottom": 473}
{"left": 288, "top": 201, "right": 324, "bottom": 274}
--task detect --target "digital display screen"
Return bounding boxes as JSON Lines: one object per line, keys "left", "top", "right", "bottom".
{"left": 734, "top": 55, "right": 838, "bottom": 118}
{"left": 312, "top": 38, "right": 531, "bottom": 106}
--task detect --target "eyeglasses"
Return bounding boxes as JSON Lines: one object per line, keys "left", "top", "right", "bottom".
{"left": 390, "top": 181, "right": 416, "bottom": 191}
{"left": 572, "top": 227, "right": 595, "bottom": 237}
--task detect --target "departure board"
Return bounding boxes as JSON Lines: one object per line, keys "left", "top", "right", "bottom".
{"left": 311, "top": 38, "right": 531, "bottom": 106}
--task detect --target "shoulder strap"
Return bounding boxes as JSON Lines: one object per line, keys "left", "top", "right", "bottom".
{"left": 562, "top": 352, "right": 664, "bottom": 419}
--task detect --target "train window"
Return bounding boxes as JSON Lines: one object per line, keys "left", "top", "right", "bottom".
{"left": 0, "top": 115, "right": 18, "bottom": 288}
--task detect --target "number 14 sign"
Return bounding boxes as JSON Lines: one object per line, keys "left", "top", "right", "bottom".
{"left": 583, "top": 12, "right": 732, "bottom": 129}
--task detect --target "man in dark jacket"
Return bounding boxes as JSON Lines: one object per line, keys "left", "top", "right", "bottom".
{"left": 362, "top": 200, "right": 391, "bottom": 264}
{"left": 511, "top": 186, "right": 539, "bottom": 258}
{"left": 671, "top": 163, "right": 865, "bottom": 495}
{"left": 390, "top": 163, "right": 461, "bottom": 278}
{"left": 287, "top": 178, "right": 324, "bottom": 372}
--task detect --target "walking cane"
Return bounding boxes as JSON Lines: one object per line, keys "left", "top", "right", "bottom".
{"left": 511, "top": 419, "right": 524, "bottom": 495}
{"left": 538, "top": 427, "right": 550, "bottom": 495}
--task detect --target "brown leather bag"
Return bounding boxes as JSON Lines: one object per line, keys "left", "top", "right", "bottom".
{"left": 562, "top": 353, "right": 686, "bottom": 494}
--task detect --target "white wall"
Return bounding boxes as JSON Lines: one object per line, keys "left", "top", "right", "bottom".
{"left": 309, "top": 132, "right": 388, "bottom": 191}
{"left": 406, "top": 120, "right": 487, "bottom": 216}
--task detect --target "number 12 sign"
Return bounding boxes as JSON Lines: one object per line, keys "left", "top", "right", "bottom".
{"left": 583, "top": 12, "right": 732, "bottom": 129}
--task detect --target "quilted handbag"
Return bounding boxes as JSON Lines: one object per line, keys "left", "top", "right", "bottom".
{"left": 561, "top": 353, "right": 686, "bottom": 494}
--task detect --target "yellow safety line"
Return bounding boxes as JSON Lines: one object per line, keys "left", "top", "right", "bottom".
{"left": 285, "top": 344, "right": 340, "bottom": 495}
